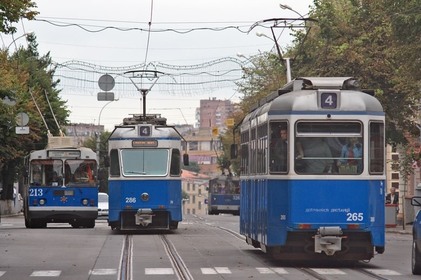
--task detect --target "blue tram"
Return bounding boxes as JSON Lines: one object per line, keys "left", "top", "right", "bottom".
{"left": 208, "top": 175, "right": 240, "bottom": 215}
{"left": 24, "top": 143, "right": 99, "bottom": 228}
{"left": 235, "top": 77, "right": 385, "bottom": 261}
{"left": 107, "top": 114, "right": 188, "bottom": 231}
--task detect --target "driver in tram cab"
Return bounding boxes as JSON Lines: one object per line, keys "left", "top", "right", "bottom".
{"left": 73, "top": 167, "right": 89, "bottom": 183}
{"left": 271, "top": 126, "right": 288, "bottom": 172}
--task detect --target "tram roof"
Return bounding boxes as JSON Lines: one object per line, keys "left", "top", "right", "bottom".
{"left": 244, "top": 77, "right": 383, "bottom": 122}
{"left": 109, "top": 124, "right": 181, "bottom": 139}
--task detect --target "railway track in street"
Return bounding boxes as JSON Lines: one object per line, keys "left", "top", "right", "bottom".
{"left": 118, "top": 233, "right": 193, "bottom": 280}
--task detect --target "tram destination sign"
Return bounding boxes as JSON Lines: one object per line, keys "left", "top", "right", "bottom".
{"left": 132, "top": 140, "right": 158, "bottom": 147}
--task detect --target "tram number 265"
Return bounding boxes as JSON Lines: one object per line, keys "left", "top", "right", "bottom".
{"left": 346, "top": 212, "right": 363, "bottom": 222}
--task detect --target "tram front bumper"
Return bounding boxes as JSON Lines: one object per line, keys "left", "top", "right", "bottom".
{"left": 314, "top": 226, "right": 343, "bottom": 256}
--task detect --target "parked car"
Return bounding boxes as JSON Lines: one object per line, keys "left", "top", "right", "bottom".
{"left": 98, "top": 192, "right": 109, "bottom": 217}
{"left": 411, "top": 196, "right": 421, "bottom": 274}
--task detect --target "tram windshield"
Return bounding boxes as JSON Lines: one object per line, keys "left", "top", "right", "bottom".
{"left": 121, "top": 149, "right": 169, "bottom": 176}
{"left": 30, "top": 159, "right": 97, "bottom": 186}
{"left": 294, "top": 121, "right": 363, "bottom": 175}
{"left": 209, "top": 177, "right": 240, "bottom": 195}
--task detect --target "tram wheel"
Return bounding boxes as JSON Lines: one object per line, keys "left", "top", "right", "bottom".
{"left": 170, "top": 221, "right": 178, "bottom": 230}
{"left": 85, "top": 219, "right": 95, "bottom": 228}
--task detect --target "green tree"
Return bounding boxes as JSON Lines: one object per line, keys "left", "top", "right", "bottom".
{"left": 0, "top": 35, "right": 68, "bottom": 199}
{"left": 290, "top": 0, "right": 419, "bottom": 146}
{"left": 0, "top": 0, "right": 38, "bottom": 33}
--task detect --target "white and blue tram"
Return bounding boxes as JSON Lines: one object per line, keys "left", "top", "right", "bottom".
{"left": 24, "top": 144, "right": 99, "bottom": 228}
{"left": 208, "top": 175, "right": 240, "bottom": 215}
{"left": 107, "top": 114, "right": 188, "bottom": 231}
{"left": 236, "top": 77, "right": 385, "bottom": 261}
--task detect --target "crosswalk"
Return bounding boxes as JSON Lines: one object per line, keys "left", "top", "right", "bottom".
{"left": 0, "top": 267, "right": 402, "bottom": 277}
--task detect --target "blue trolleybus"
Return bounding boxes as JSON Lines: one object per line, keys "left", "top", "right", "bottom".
{"left": 107, "top": 114, "right": 188, "bottom": 231}
{"left": 24, "top": 143, "right": 99, "bottom": 228}
{"left": 208, "top": 175, "right": 240, "bottom": 215}
{"left": 235, "top": 77, "right": 386, "bottom": 261}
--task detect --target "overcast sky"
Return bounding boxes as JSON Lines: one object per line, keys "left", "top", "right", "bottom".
{"left": 4, "top": 0, "right": 313, "bottom": 131}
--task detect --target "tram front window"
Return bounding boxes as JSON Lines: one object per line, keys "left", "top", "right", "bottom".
{"left": 30, "top": 160, "right": 63, "bottom": 186}
{"left": 66, "top": 160, "right": 97, "bottom": 185}
{"left": 121, "top": 149, "right": 169, "bottom": 176}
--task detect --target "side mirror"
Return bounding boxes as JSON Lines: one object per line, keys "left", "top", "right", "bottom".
{"left": 183, "top": 153, "right": 189, "bottom": 166}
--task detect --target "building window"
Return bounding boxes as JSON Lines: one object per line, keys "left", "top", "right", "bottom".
{"left": 391, "top": 182, "right": 399, "bottom": 189}
{"left": 198, "top": 201, "right": 202, "bottom": 210}
{"left": 391, "top": 173, "right": 399, "bottom": 180}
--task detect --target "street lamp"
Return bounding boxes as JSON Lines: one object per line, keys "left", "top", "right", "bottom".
{"left": 236, "top": 53, "right": 259, "bottom": 68}
{"left": 256, "top": 32, "right": 292, "bottom": 82}
{"left": 280, "top": 3, "right": 304, "bottom": 18}
{"left": 98, "top": 99, "right": 119, "bottom": 126}
{"left": 5, "top": 32, "right": 33, "bottom": 52}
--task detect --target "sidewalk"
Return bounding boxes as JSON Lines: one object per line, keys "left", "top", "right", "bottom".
{"left": 386, "top": 223, "right": 412, "bottom": 235}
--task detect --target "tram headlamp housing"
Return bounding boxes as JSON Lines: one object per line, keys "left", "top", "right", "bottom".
{"left": 82, "top": 198, "right": 89, "bottom": 206}
{"left": 39, "top": 199, "right": 46, "bottom": 205}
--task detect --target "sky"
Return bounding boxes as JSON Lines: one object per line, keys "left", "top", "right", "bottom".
{"left": 3, "top": 0, "right": 313, "bottom": 131}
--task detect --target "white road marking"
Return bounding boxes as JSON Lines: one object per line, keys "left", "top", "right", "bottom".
{"left": 214, "top": 267, "right": 231, "bottom": 274}
{"left": 0, "top": 271, "right": 5, "bottom": 277}
{"left": 270, "top": 267, "right": 289, "bottom": 274}
{"left": 256, "top": 267, "right": 274, "bottom": 274}
{"left": 256, "top": 267, "right": 289, "bottom": 274}
{"left": 89, "top": 269, "right": 117, "bottom": 275}
{"left": 311, "top": 268, "right": 346, "bottom": 275}
{"left": 30, "top": 270, "right": 61, "bottom": 277}
{"left": 364, "top": 269, "right": 402, "bottom": 276}
{"left": 201, "top": 268, "right": 217, "bottom": 274}
{"left": 145, "top": 268, "right": 174, "bottom": 275}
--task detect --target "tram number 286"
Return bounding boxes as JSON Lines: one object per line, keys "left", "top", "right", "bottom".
{"left": 125, "top": 197, "right": 137, "bottom": 203}
{"left": 346, "top": 212, "right": 364, "bottom": 222}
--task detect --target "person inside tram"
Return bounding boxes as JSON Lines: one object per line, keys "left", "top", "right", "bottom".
{"left": 296, "top": 137, "right": 333, "bottom": 174}
{"left": 338, "top": 137, "right": 362, "bottom": 173}
{"left": 271, "top": 126, "right": 288, "bottom": 172}
{"left": 73, "top": 166, "right": 89, "bottom": 183}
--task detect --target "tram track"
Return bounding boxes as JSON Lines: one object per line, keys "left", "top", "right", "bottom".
{"left": 208, "top": 220, "right": 394, "bottom": 280}
{"left": 160, "top": 234, "right": 194, "bottom": 280}
{"left": 118, "top": 235, "right": 133, "bottom": 280}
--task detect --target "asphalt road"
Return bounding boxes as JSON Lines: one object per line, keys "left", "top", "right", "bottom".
{"left": 0, "top": 214, "right": 416, "bottom": 280}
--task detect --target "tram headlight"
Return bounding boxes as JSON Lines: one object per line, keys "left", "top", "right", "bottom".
{"left": 39, "top": 199, "right": 46, "bottom": 205}
{"left": 82, "top": 198, "right": 89, "bottom": 206}
{"left": 141, "top": 192, "right": 150, "bottom": 201}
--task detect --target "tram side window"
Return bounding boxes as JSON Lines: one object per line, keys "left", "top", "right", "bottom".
{"left": 269, "top": 121, "right": 288, "bottom": 173}
{"left": 240, "top": 130, "right": 249, "bottom": 175}
{"left": 369, "top": 122, "right": 385, "bottom": 174}
{"left": 257, "top": 123, "right": 268, "bottom": 174}
{"left": 109, "top": 149, "right": 120, "bottom": 176}
{"left": 170, "top": 149, "right": 181, "bottom": 176}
